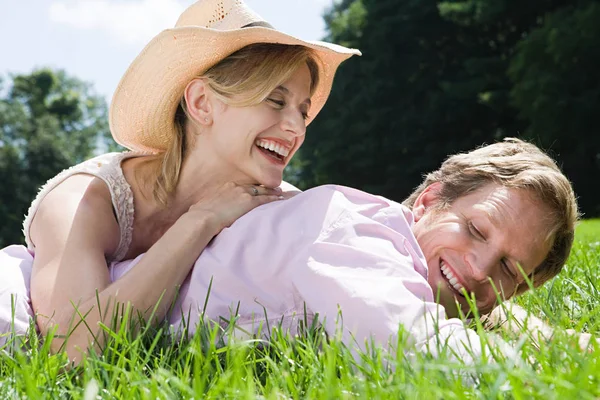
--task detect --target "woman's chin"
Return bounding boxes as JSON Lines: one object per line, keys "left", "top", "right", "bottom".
{"left": 257, "top": 174, "right": 283, "bottom": 189}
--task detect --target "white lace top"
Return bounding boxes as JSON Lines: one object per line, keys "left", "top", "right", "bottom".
{"left": 22, "top": 152, "right": 138, "bottom": 262}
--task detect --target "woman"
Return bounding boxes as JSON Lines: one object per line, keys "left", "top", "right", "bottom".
{"left": 0, "top": 0, "right": 359, "bottom": 362}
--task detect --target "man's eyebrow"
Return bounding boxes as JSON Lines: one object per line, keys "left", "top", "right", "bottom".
{"left": 483, "top": 209, "right": 501, "bottom": 229}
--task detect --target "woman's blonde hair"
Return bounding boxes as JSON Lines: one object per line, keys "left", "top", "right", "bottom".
{"left": 141, "top": 43, "right": 320, "bottom": 206}
{"left": 403, "top": 138, "right": 579, "bottom": 295}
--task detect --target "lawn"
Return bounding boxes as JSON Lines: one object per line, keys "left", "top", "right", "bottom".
{"left": 1, "top": 220, "right": 599, "bottom": 399}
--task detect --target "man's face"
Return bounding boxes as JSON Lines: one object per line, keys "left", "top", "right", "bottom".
{"left": 412, "top": 182, "right": 553, "bottom": 317}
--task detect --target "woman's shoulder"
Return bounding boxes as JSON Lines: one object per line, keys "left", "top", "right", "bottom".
{"left": 28, "top": 171, "right": 121, "bottom": 258}
{"left": 22, "top": 152, "right": 139, "bottom": 255}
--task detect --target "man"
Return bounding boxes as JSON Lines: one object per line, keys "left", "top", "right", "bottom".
{"left": 111, "top": 138, "right": 578, "bottom": 362}
{"left": 0, "top": 138, "right": 577, "bottom": 361}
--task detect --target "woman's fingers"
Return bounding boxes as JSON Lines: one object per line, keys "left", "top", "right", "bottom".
{"left": 247, "top": 185, "right": 284, "bottom": 206}
{"left": 186, "top": 183, "right": 285, "bottom": 233}
{"left": 245, "top": 185, "right": 283, "bottom": 197}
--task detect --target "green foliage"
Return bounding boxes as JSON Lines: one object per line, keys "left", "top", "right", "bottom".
{"left": 323, "top": 0, "right": 367, "bottom": 46}
{"left": 301, "top": 0, "right": 511, "bottom": 198}
{"left": 296, "top": 0, "right": 599, "bottom": 216}
{"left": 509, "top": 2, "right": 600, "bottom": 215}
{"left": 0, "top": 68, "right": 114, "bottom": 246}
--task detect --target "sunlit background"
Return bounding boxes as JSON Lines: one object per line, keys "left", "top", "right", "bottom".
{"left": 1, "top": 0, "right": 599, "bottom": 246}
{"left": 0, "top": 0, "right": 328, "bottom": 99}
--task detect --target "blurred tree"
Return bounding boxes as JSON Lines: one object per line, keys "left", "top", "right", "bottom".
{"left": 299, "top": 0, "right": 511, "bottom": 199}
{"left": 509, "top": 1, "right": 600, "bottom": 215}
{"left": 322, "top": 0, "right": 367, "bottom": 46}
{"left": 0, "top": 68, "right": 114, "bottom": 246}
{"left": 297, "top": 0, "right": 598, "bottom": 216}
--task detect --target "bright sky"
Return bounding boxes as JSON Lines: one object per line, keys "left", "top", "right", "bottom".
{"left": 0, "top": 0, "right": 329, "bottom": 101}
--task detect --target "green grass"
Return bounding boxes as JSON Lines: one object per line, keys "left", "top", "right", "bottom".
{"left": 2, "top": 220, "right": 600, "bottom": 399}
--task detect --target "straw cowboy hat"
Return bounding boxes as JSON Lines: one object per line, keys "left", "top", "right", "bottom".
{"left": 109, "top": 0, "right": 361, "bottom": 153}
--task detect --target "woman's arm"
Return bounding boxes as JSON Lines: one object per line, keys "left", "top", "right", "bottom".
{"left": 30, "top": 175, "right": 279, "bottom": 364}
{"left": 484, "top": 302, "right": 598, "bottom": 351}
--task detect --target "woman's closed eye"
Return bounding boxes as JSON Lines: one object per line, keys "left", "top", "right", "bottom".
{"left": 267, "top": 98, "right": 310, "bottom": 120}
{"left": 267, "top": 98, "right": 285, "bottom": 107}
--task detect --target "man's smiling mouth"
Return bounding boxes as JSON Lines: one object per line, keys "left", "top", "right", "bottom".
{"left": 440, "top": 260, "right": 466, "bottom": 298}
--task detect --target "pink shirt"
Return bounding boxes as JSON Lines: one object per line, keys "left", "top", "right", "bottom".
{"left": 111, "top": 185, "right": 497, "bottom": 362}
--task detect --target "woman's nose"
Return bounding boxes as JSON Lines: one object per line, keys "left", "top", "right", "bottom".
{"left": 280, "top": 109, "right": 306, "bottom": 137}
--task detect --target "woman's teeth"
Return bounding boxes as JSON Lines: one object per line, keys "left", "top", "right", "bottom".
{"left": 256, "top": 139, "right": 290, "bottom": 158}
{"left": 440, "top": 261, "right": 465, "bottom": 294}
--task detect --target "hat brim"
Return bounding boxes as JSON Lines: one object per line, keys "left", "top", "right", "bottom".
{"left": 109, "top": 26, "right": 360, "bottom": 153}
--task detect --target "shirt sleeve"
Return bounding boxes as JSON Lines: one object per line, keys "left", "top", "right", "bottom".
{"left": 288, "top": 204, "right": 513, "bottom": 364}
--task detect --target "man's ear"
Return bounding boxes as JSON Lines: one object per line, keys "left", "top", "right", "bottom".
{"left": 184, "top": 78, "right": 213, "bottom": 126}
{"left": 413, "top": 182, "right": 443, "bottom": 222}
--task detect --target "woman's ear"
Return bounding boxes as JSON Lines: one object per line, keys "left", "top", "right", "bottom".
{"left": 413, "top": 182, "right": 443, "bottom": 222}
{"left": 184, "top": 78, "right": 213, "bottom": 126}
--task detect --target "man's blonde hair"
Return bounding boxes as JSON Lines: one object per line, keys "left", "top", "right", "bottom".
{"left": 142, "top": 43, "right": 320, "bottom": 205}
{"left": 403, "top": 138, "right": 579, "bottom": 294}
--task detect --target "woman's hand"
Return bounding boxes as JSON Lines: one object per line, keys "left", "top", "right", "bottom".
{"left": 186, "top": 183, "right": 283, "bottom": 234}
{"left": 484, "top": 303, "right": 599, "bottom": 352}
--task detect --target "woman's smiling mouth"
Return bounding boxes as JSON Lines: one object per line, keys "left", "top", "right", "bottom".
{"left": 255, "top": 138, "right": 291, "bottom": 165}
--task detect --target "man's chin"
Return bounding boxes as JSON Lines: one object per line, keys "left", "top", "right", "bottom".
{"left": 440, "top": 301, "right": 461, "bottom": 319}
{"left": 439, "top": 292, "right": 473, "bottom": 319}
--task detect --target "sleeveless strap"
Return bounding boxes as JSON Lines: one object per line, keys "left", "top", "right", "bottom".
{"left": 22, "top": 152, "right": 138, "bottom": 262}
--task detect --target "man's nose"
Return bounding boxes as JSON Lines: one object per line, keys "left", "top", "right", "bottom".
{"left": 464, "top": 248, "right": 501, "bottom": 283}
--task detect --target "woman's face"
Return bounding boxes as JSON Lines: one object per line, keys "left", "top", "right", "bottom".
{"left": 204, "top": 64, "right": 312, "bottom": 188}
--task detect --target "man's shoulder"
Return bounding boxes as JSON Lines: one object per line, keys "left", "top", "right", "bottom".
{"left": 295, "top": 185, "right": 414, "bottom": 224}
